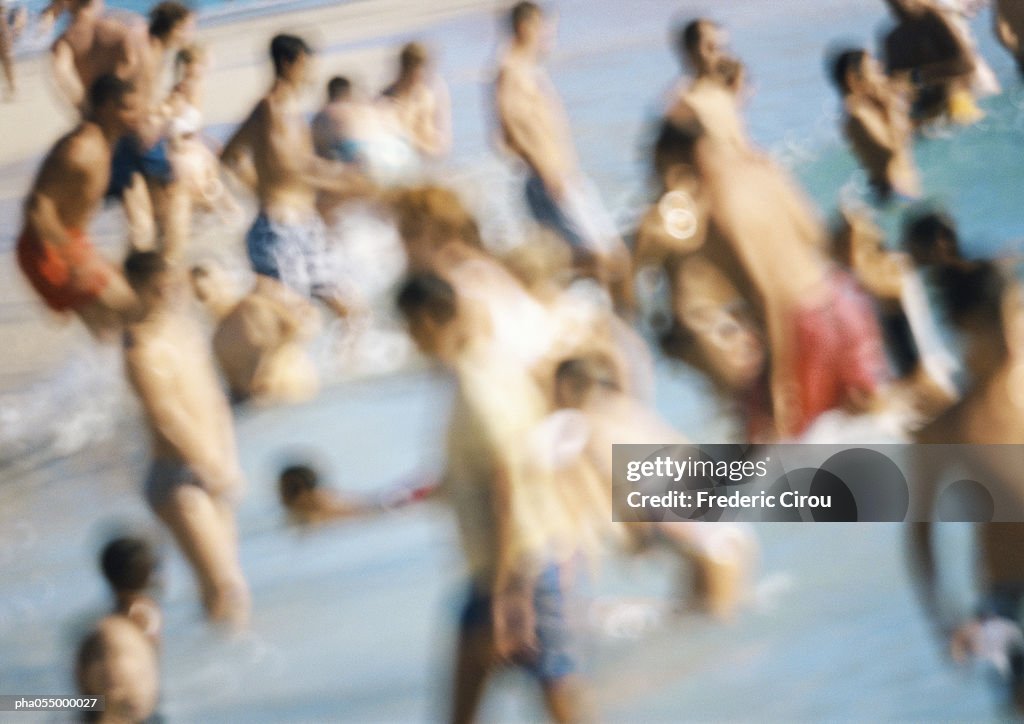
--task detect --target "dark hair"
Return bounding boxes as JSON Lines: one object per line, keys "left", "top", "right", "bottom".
{"left": 678, "top": 19, "right": 710, "bottom": 58}
{"left": 100, "top": 537, "right": 157, "bottom": 593}
{"left": 653, "top": 112, "right": 706, "bottom": 181}
{"left": 89, "top": 74, "right": 134, "bottom": 111}
{"left": 830, "top": 48, "right": 866, "bottom": 95}
{"left": 509, "top": 1, "right": 541, "bottom": 35}
{"left": 934, "top": 261, "right": 1007, "bottom": 330}
{"left": 149, "top": 1, "right": 191, "bottom": 41}
{"left": 326, "top": 76, "right": 351, "bottom": 101}
{"left": 399, "top": 42, "right": 428, "bottom": 72}
{"left": 396, "top": 273, "right": 457, "bottom": 325}
{"left": 554, "top": 355, "right": 620, "bottom": 405}
{"left": 278, "top": 464, "right": 319, "bottom": 506}
{"left": 903, "top": 211, "right": 962, "bottom": 266}
{"left": 270, "top": 34, "right": 312, "bottom": 76}
{"left": 123, "top": 251, "right": 168, "bottom": 290}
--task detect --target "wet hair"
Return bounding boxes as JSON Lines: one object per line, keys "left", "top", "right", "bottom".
{"left": 123, "top": 251, "right": 168, "bottom": 291}
{"left": 903, "top": 210, "right": 962, "bottom": 266}
{"left": 554, "top": 355, "right": 621, "bottom": 406}
{"left": 509, "top": 1, "right": 541, "bottom": 35}
{"left": 278, "top": 464, "right": 319, "bottom": 506}
{"left": 396, "top": 273, "right": 457, "bottom": 325}
{"left": 100, "top": 537, "right": 157, "bottom": 593}
{"left": 934, "top": 260, "right": 1008, "bottom": 331}
{"left": 399, "top": 42, "right": 428, "bottom": 73}
{"left": 326, "top": 75, "right": 351, "bottom": 101}
{"left": 830, "top": 48, "right": 866, "bottom": 95}
{"left": 89, "top": 74, "right": 134, "bottom": 111}
{"left": 389, "top": 186, "right": 483, "bottom": 249}
{"left": 270, "top": 33, "right": 312, "bottom": 76}
{"left": 148, "top": 1, "right": 191, "bottom": 41}
{"left": 652, "top": 111, "right": 706, "bottom": 181}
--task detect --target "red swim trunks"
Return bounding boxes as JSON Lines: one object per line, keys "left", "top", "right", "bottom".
{"left": 791, "top": 270, "right": 888, "bottom": 436}
{"left": 16, "top": 228, "right": 110, "bottom": 312}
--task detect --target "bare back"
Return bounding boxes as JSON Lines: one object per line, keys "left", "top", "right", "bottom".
{"left": 24, "top": 122, "right": 110, "bottom": 233}
{"left": 56, "top": 8, "right": 143, "bottom": 91}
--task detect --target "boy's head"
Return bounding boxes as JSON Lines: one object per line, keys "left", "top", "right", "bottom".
{"left": 396, "top": 272, "right": 460, "bottom": 360}
{"left": 509, "top": 1, "right": 544, "bottom": 47}
{"left": 100, "top": 537, "right": 158, "bottom": 595}
{"left": 149, "top": 1, "right": 194, "bottom": 47}
{"left": 89, "top": 74, "right": 140, "bottom": 136}
{"left": 399, "top": 42, "right": 430, "bottom": 80}
{"left": 903, "top": 210, "right": 962, "bottom": 267}
{"left": 553, "top": 355, "right": 620, "bottom": 409}
{"left": 677, "top": 18, "right": 722, "bottom": 75}
{"left": 270, "top": 33, "right": 314, "bottom": 85}
{"left": 278, "top": 464, "right": 319, "bottom": 508}
{"left": 326, "top": 75, "right": 351, "bottom": 102}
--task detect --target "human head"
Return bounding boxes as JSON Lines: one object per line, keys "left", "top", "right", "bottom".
{"left": 398, "top": 42, "right": 429, "bottom": 81}
{"left": 278, "top": 464, "right": 319, "bottom": 508}
{"left": 677, "top": 18, "right": 723, "bottom": 76}
{"left": 88, "top": 74, "right": 140, "bottom": 136}
{"left": 509, "top": 1, "right": 544, "bottom": 47}
{"left": 396, "top": 272, "right": 460, "bottom": 361}
{"left": 902, "top": 210, "right": 962, "bottom": 267}
{"left": 270, "top": 33, "right": 314, "bottom": 85}
{"left": 326, "top": 75, "right": 351, "bottom": 102}
{"left": 553, "top": 355, "right": 621, "bottom": 409}
{"left": 389, "top": 186, "right": 483, "bottom": 259}
{"left": 149, "top": 1, "right": 194, "bottom": 47}
{"left": 100, "top": 536, "right": 158, "bottom": 595}
{"left": 124, "top": 251, "right": 181, "bottom": 313}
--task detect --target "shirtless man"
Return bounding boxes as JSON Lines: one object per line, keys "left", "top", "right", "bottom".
{"left": 221, "top": 34, "right": 368, "bottom": 318}
{"left": 191, "top": 262, "right": 320, "bottom": 405}
{"left": 650, "top": 112, "right": 888, "bottom": 438}
{"left": 831, "top": 48, "right": 921, "bottom": 202}
{"left": 668, "top": 19, "right": 752, "bottom": 154}
{"left": 995, "top": 0, "right": 1024, "bottom": 75}
{"left": 50, "top": 0, "right": 145, "bottom": 111}
{"left": 380, "top": 42, "right": 451, "bottom": 159}
{"left": 908, "top": 262, "right": 1024, "bottom": 712}
{"left": 122, "top": 251, "right": 249, "bottom": 626}
{"left": 397, "top": 272, "right": 593, "bottom": 723}
{"left": 111, "top": 0, "right": 194, "bottom": 259}
{"left": 494, "top": 2, "right": 633, "bottom": 312}
{"left": 76, "top": 615, "right": 160, "bottom": 723}
{"left": 16, "top": 74, "right": 139, "bottom": 341}
{"left": 881, "top": 0, "right": 979, "bottom": 124}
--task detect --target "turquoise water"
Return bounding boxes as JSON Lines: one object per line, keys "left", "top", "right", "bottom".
{"left": 3, "top": 0, "right": 1024, "bottom": 720}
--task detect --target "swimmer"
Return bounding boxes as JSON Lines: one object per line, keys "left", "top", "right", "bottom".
{"left": 191, "top": 262, "right": 321, "bottom": 406}
{"left": 380, "top": 41, "right": 452, "bottom": 159}
{"left": 75, "top": 615, "right": 160, "bottom": 724}
{"left": 397, "top": 272, "right": 594, "bottom": 723}
{"left": 667, "top": 19, "right": 753, "bottom": 154}
{"left": 651, "top": 111, "right": 888, "bottom": 438}
{"left": 166, "top": 45, "right": 241, "bottom": 222}
{"left": 221, "top": 34, "right": 371, "bottom": 317}
{"left": 831, "top": 48, "right": 921, "bottom": 202}
{"left": 123, "top": 251, "right": 249, "bottom": 627}
{"left": 99, "top": 536, "right": 162, "bottom": 646}
{"left": 277, "top": 464, "right": 365, "bottom": 526}
{"left": 551, "top": 354, "right": 760, "bottom": 619}
{"left": 494, "top": 2, "right": 634, "bottom": 312}
{"left": 881, "top": 0, "right": 980, "bottom": 125}
{"left": 17, "top": 74, "right": 139, "bottom": 341}
{"left": 909, "top": 262, "right": 1024, "bottom": 713}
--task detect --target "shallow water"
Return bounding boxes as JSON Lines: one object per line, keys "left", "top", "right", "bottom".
{"left": 3, "top": 0, "right": 1023, "bottom": 720}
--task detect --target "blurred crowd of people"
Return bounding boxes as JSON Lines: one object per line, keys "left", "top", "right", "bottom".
{"left": 9, "top": 0, "right": 1024, "bottom": 720}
